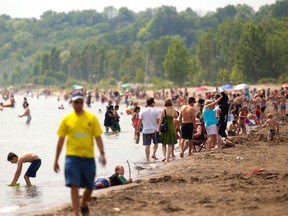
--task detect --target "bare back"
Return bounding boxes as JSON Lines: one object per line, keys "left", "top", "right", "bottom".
{"left": 180, "top": 105, "right": 195, "bottom": 123}
{"left": 19, "top": 152, "right": 40, "bottom": 163}
{"left": 265, "top": 119, "right": 279, "bottom": 131}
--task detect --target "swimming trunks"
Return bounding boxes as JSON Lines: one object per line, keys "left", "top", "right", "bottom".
{"left": 94, "top": 178, "right": 110, "bottom": 189}
{"left": 26, "top": 115, "right": 32, "bottom": 124}
{"left": 25, "top": 159, "right": 41, "bottom": 177}
{"left": 181, "top": 123, "right": 193, "bottom": 139}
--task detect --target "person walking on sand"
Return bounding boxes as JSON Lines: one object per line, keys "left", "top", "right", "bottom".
{"left": 53, "top": 89, "right": 106, "bottom": 216}
{"left": 261, "top": 113, "right": 279, "bottom": 141}
{"left": 18, "top": 102, "right": 32, "bottom": 124}
{"left": 276, "top": 90, "right": 286, "bottom": 123}
{"left": 7, "top": 152, "right": 41, "bottom": 186}
{"left": 157, "top": 99, "right": 178, "bottom": 162}
{"left": 202, "top": 95, "right": 223, "bottom": 151}
{"left": 179, "top": 97, "right": 196, "bottom": 157}
{"left": 137, "top": 97, "right": 160, "bottom": 162}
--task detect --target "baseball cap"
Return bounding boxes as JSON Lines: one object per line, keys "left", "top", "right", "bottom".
{"left": 71, "top": 90, "right": 84, "bottom": 101}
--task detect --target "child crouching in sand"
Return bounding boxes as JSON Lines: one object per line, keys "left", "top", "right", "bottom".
{"left": 261, "top": 113, "right": 279, "bottom": 141}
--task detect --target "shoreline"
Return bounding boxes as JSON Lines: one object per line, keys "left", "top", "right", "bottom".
{"left": 26, "top": 123, "right": 288, "bottom": 216}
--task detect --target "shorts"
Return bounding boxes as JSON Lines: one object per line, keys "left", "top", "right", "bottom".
{"left": 181, "top": 123, "right": 193, "bottom": 140}
{"left": 25, "top": 159, "right": 41, "bottom": 177}
{"left": 206, "top": 124, "right": 218, "bottom": 136}
{"left": 65, "top": 156, "right": 96, "bottom": 190}
{"left": 94, "top": 178, "right": 110, "bottom": 189}
{"left": 26, "top": 115, "right": 32, "bottom": 124}
{"left": 280, "top": 104, "right": 286, "bottom": 109}
{"left": 142, "top": 133, "right": 158, "bottom": 145}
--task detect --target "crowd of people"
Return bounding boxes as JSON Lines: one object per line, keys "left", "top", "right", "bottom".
{"left": 98, "top": 85, "right": 286, "bottom": 164}
{"left": 2, "top": 85, "right": 287, "bottom": 216}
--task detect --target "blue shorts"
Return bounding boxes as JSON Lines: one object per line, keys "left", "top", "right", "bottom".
{"left": 94, "top": 178, "right": 110, "bottom": 189}
{"left": 26, "top": 115, "right": 32, "bottom": 124}
{"left": 65, "top": 156, "right": 96, "bottom": 190}
{"left": 25, "top": 159, "right": 41, "bottom": 177}
{"left": 142, "top": 133, "right": 158, "bottom": 145}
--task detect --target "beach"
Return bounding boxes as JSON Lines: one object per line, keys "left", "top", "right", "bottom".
{"left": 28, "top": 122, "right": 288, "bottom": 216}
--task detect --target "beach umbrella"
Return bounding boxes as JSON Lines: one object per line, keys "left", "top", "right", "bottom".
{"left": 195, "top": 86, "right": 209, "bottom": 91}
{"left": 221, "top": 84, "right": 233, "bottom": 89}
{"left": 282, "top": 83, "right": 288, "bottom": 88}
{"left": 234, "top": 83, "right": 249, "bottom": 91}
{"left": 122, "top": 83, "right": 130, "bottom": 88}
{"left": 72, "top": 84, "right": 83, "bottom": 90}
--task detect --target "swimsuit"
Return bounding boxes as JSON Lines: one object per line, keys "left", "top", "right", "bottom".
{"left": 181, "top": 123, "right": 193, "bottom": 140}
{"left": 25, "top": 159, "right": 41, "bottom": 177}
{"left": 26, "top": 115, "right": 32, "bottom": 124}
{"left": 94, "top": 178, "right": 110, "bottom": 189}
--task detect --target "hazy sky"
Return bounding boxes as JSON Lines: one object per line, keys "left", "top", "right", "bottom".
{"left": 0, "top": 0, "right": 277, "bottom": 19}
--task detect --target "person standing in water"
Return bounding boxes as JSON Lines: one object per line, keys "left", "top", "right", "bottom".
{"left": 7, "top": 152, "right": 41, "bottom": 186}
{"left": 18, "top": 102, "right": 32, "bottom": 124}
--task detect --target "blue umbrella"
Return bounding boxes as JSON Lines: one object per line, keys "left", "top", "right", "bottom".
{"left": 221, "top": 84, "right": 233, "bottom": 89}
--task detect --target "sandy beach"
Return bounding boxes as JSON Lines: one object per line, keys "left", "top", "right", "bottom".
{"left": 24, "top": 83, "right": 288, "bottom": 216}
{"left": 28, "top": 125, "right": 288, "bottom": 216}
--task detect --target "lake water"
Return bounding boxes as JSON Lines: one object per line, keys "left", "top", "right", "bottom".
{"left": 0, "top": 95, "right": 167, "bottom": 215}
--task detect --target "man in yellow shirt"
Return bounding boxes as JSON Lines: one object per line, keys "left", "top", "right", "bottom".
{"left": 53, "top": 89, "right": 106, "bottom": 216}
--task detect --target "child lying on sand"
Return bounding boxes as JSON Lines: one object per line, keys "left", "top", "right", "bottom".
{"left": 94, "top": 165, "right": 132, "bottom": 189}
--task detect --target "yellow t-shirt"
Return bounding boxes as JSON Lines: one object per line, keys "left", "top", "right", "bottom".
{"left": 57, "top": 110, "right": 103, "bottom": 158}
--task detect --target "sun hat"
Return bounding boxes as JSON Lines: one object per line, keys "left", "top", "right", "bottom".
{"left": 71, "top": 89, "right": 84, "bottom": 101}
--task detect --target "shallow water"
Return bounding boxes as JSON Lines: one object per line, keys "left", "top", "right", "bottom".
{"left": 0, "top": 95, "right": 166, "bottom": 215}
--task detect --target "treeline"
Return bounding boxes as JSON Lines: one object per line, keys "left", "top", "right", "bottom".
{"left": 0, "top": 0, "right": 288, "bottom": 88}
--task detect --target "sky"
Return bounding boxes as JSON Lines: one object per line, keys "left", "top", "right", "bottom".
{"left": 0, "top": 0, "right": 277, "bottom": 19}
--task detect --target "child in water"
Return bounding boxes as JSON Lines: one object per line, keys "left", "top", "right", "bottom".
{"left": 132, "top": 106, "right": 141, "bottom": 144}
{"left": 18, "top": 102, "right": 32, "bottom": 124}
{"left": 7, "top": 152, "right": 42, "bottom": 186}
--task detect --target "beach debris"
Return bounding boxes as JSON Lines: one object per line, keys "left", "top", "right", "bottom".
{"left": 113, "top": 207, "right": 121, "bottom": 212}
{"left": 133, "top": 162, "right": 146, "bottom": 174}
{"left": 243, "top": 168, "right": 265, "bottom": 176}
{"left": 236, "top": 156, "right": 243, "bottom": 160}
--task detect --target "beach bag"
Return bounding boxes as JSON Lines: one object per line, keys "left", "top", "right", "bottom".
{"left": 160, "top": 109, "right": 168, "bottom": 133}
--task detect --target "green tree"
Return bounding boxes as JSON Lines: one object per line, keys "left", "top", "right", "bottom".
{"left": 234, "top": 23, "right": 267, "bottom": 82}
{"left": 163, "top": 38, "right": 190, "bottom": 86}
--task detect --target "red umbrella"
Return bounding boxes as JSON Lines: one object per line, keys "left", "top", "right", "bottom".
{"left": 195, "top": 86, "right": 209, "bottom": 91}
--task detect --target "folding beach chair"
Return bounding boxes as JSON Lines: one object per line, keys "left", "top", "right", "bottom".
{"left": 193, "top": 125, "right": 208, "bottom": 152}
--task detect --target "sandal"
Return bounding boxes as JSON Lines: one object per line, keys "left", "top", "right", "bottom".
{"left": 80, "top": 205, "right": 90, "bottom": 216}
